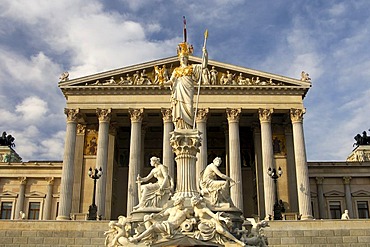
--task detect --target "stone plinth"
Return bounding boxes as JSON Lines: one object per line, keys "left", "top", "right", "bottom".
{"left": 347, "top": 145, "right": 370, "bottom": 162}
{"left": 0, "top": 146, "right": 22, "bottom": 162}
{"left": 170, "top": 129, "right": 201, "bottom": 199}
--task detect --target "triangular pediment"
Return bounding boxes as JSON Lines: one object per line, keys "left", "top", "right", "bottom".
{"left": 0, "top": 190, "right": 18, "bottom": 197}
{"left": 59, "top": 55, "right": 311, "bottom": 97}
{"left": 25, "top": 191, "right": 46, "bottom": 198}
{"left": 324, "top": 190, "right": 345, "bottom": 197}
{"left": 352, "top": 190, "right": 370, "bottom": 197}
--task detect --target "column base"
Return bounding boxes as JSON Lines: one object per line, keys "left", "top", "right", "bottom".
{"left": 56, "top": 215, "right": 71, "bottom": 220}
{"left": 300, "top": 214, "right": 314, "bottom": 220}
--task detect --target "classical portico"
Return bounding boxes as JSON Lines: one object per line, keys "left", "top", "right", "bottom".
{"left": 57, "top": 55, "right": 312, "bottom": 220}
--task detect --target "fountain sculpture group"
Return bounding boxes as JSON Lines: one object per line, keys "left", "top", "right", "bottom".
{"left": 104, "top": 31, "right": 269, "bottom": 247}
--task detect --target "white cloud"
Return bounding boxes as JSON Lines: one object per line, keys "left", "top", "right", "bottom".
{"left": 15, "top": 96, "right": 48, "bottom": 122}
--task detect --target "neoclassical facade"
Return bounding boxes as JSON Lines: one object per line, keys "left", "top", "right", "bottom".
{"left": 55, "top": 55, "right": 313, "bottom": 220}
{"left": 1, "top": 55, "right": 369, "bottom": 222}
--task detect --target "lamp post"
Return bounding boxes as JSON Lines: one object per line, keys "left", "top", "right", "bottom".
{"left": 267, "top": 167, "right": 284, "bottom": 220}
{"left": 87, "top": 167, "right": 102, "bottom": 220}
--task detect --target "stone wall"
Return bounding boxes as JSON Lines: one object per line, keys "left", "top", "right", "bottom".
{"left": 1, "top": 220, "right": 370, "bottom": 246}
{"left": 265, "top": 219, "right": 370, "bottom": 246}
{"left": 0, "top": 220, "right": 107, "bottom": 247}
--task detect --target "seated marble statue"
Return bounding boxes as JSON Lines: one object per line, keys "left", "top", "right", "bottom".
{"left": 130, "top": 197, "right": 190, "bottom": 244}
{"left": 134, "top": 156, "right": 173, "bottom": 210}
{"left": 199, "top": 157, "right": 235, "bottom": 207}
{"left": 191, "top": 196, "right": 245, "bottom": 246}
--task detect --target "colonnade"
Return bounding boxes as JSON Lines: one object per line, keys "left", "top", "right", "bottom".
{"left": 57, "top": 107, "right": 313, "bottom": 220}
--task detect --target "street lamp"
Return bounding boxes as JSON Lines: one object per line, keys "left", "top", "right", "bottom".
{"left": 267, "top": 167, "right": 284, "bottom": 220}
{"left": 87, "top": 167, "right": 102, "bottom": 220}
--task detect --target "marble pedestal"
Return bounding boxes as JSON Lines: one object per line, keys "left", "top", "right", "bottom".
{"left": 170, "top": 129, "right": 202, "bottom": 200}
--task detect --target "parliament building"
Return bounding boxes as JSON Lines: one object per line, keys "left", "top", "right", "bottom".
{"left": 1, "top": 54, "right": 370, "bottom": 225}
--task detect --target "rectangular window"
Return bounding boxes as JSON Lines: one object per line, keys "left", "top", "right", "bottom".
{"left": 28, "top": 202, "right": 40, "bottom": 220}
{"left": 357, "top": 201, "right": 369, "bottom": 219}
{"left": 329, "top": 201, "right": 341, "bottom": 219}
{"left": 1, "top": 202, "right": 13, "bottom": 219}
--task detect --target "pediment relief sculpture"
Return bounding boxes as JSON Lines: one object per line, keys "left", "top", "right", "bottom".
{"left": 60, "top": 59, "right": 307, "bottom": 90}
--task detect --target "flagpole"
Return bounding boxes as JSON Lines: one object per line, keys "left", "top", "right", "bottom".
{"left": 193, "top": 30, "right": 208, "bottom": 129}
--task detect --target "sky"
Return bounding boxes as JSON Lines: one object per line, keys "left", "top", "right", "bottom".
{"left": 1, "top": 0, "right": 369, "bottom": 162}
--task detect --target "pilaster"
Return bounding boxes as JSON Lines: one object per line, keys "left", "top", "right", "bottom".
{"left": 196, "top": 108, "right": 209, "bottom": 189}
{"left": 343, "top": 176, "right": 353, "bottom": 218}
{"left": 315, "top": 177, "right": 326, "bottom": 219}
{"left": 43, "top": 177, "right": 54, "bottom": 220}
{"left": 161, "top": 108, "right": 175, "bottom": 180}
{"left": 15, "top": 177, "right": 27, "bottom": 219}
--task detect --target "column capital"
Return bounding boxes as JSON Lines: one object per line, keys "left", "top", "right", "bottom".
{"left": 128, "top": 108, "right": 144, "bottom": 123}
{"left": 96, "top": 108, "right": 112, "bottom": 122}
{"left": 161, "top": 108, "right": 172, "bottom": 123}
{"left": 196, "top": 108, "right": 210, "bottom": 123}
{"left": 46, "top": 177, "right": 55, "bottom": 185}
{"left": 258, "top": 108, "right": 273, "bottom": 123}
{"left": 316, "top": 177, "right": 324, "bottom": 185}
{"left": 76, "top": 124, "right": 86, "bottom": 135}
{"left": 18, "top": 177, "right": 27, "bottom": 185}
{"left": 226, "top": 108, "right": 241, "bottom": 122}
{"left": 64, "top": 108, "right": 80, "bottom": 123}
{"left": 290, "top": 108, "right": 306, "bottom": 123}
{"left": 343, "top": 176, "right": 352, "bottom": 185}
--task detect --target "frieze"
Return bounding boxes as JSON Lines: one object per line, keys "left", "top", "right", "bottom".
{"left": 60, "top": 56, "right": 307, "bottom": 89}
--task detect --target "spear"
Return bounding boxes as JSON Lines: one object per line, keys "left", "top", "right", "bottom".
{"left": 193, "top": 29, "right": 208, "bottom": 129}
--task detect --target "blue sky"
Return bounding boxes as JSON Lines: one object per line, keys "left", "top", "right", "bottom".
{"left": 1, "top": 0, "right": 369, "bottom": 161}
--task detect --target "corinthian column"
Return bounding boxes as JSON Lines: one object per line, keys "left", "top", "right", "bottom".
{"left": 161, "top": 108, "right": 175, "bottom": 180}
{"left": 95, "top": 108, "right": 111, "bottom": 219}
{"left": 57, "top": 108, "right": 80, "bottom": 220}
{"left": 259, "top": 108, "right": 275, "bottom": 219}
{"left": 290, "top": 108, "right": 313, "bottom": 220}
{"left": 196, "top": 108, "right": 209, "bottom": 189}
{"left": 226, "top": 108, "right": 243, "bottom": 211}
{"left": 15, "top": 177, "right": 27, "bottom": 219}
{"left": 127, "top": 108, "right": 144, "bottom": 215}
{"left": 43, "top": 177, "right": 54, "bottom": 220}
{"left": 343, "top": 176, "right": 353, "bottom": 218}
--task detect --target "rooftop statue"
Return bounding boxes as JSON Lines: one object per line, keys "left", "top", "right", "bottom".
{"left": 165, "top": 18, "right": 208, "bottom": 130}
{"left": 353, "top": 130, "right": 370, "bottom": 147}
{"left": 0, "top": 132, "right": 15, "bottom": 147}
